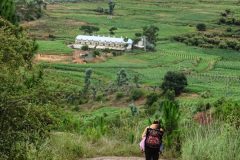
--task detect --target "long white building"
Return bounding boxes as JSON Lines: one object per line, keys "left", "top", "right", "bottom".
{"left": 73, "top": 35, "right": 133, "bottom": 51}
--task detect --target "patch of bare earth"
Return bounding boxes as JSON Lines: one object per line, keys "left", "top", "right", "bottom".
{"left": 178, "top": 93, "right": 200, "bottom": 99}
{"left": 35, "top": 54, "right": 72, "bottom": 63}
{"left": 81, "top": 157, "right": 169, "bottom": 160}
{"left": 81, "top": 157, "right": 144, "bottom": 160}
{"left": 193, "top": 111, "right": 213, "bottom": 125}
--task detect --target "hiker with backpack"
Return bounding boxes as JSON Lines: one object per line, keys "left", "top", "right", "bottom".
{"left": 140, "top": 120, "right": 164, "bottom": 160}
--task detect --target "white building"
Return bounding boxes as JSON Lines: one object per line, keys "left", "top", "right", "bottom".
{"left": 73, "top": 35, "right": 133, "bottom": 51}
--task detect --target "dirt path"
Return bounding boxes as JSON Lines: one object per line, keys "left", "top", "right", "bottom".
{"left": 81, "top": 157, "right": 144, "bottom": 160}
{"left": 81, "top": 157, "right": 169, "bottom": 160}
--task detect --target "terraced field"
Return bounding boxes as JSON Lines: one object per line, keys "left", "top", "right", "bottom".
{"left": 25, "top": 0, "right": 240, "bottom": 102}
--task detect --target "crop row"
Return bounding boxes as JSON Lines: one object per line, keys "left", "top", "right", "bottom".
{"left": 216, "top": 61, "right": 240, "bottom": 70}
{"left": 187, "top": 72, "right": 240, "bottom": 82}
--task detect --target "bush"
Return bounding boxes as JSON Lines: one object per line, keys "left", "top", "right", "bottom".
{"left": 92, "top": 50, "right": 100, "bottom": 57}
{"left": 130, "top": 89, "right": 144, "bottom": 101}
{"left": 161, "top": 71, "right": 188, "bottom": 96}
{"left": 145, "top": 92, "right": 159, "bottom": 107}
{"left": 161, "top": 100, "right": 180, "bottom": 151}
{"left": 81, "top": 45, "right": 89, "bottom": 51}
{"left": 218, "top": 41, "right": 228, "bottom": 49}
{"left": 115, "top": 92, "right": 124, "bottom": 100}
{"left": 196, "top": 23, "right": 207, "bottom": 31}
{"left": 214, "top": 99, "right": 240, "bottom": 127}
{"left": 226, "top": 27, "right": 232, "bottom": 32}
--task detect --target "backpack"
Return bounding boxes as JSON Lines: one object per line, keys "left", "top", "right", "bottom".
{"left": 145, "top": 128, "right": 163, "bottom": 149}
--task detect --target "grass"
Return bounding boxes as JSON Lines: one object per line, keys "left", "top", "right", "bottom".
{"left": 181, "top": 123, "right": 240, "bottom": 160}
{"left": 22, "top": 0, "right": 240, "bottom": 159}
{"left": 37, "top": 40, "right": 73, "bottom": 54}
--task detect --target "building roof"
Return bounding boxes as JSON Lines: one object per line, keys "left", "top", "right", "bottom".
{"left": 76, "top": 35, "right": 133, "bottom": 44}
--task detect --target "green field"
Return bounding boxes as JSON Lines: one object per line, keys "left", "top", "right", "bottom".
{"left": 28, "top": 0, "right": 240, "bottom": 102}
{"left": 22, "top": 0, "right": 240, "bottom": 158}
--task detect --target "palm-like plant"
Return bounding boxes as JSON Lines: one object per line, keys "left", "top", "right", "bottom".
{"left": 161, "top": 100, "right": 180, "bottom": 149}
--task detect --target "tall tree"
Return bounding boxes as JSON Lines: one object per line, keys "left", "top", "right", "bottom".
{"left": 109, "top": 26, "right": 117, "bottom": 35}
{"left": 80, "top": 25, "right": 100, "bottom": 35}
{"left": 143, "top": 25, "right": 159, "bottom": 50}
{"left": 108, "top": 0, "right": 115, "bottom": 15}
{"left": 161, "top": 71, "right": 188, "bottom": 96}
{"left": 83, "top": 68, "right": 93, "bottom": 94}
{"left": 116, "top": 69, "right": 128, "bottom": 87}
{"left": 0, "top": 0, "right": 17, "bottom": 24}
{"left": 0, "top": 18, "right": 53, "bottom": 159}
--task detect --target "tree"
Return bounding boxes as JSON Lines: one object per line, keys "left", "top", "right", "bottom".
{"left": 143, "top": 25, "right": 159, "bottom": 50}
{"left": 133, "top": 74, "right": 140, "bottom": 88}
{"left": 109, "top": 26, "right": 117, "bottom": 35}
{"left": 83, "top": 68, "right": 93, "bottom": 94}
{"left": 196, "top": 23, "right": 207, "bottom": 31}
{"left": 116, "top": 69, "right": 128, "bottom": 87}
{"left": 0, "top": 18, "right": 53, "bottom": 159}
{"left": 80, "top": 25, "right": 100, "bottom": 35}
{"left": 0, "top": 18, "right": 37, "bottom": 69}
{"left": 108, "top": 0, "right": 115, "bottom": 15}
{"left": 0, "top": 0, "right": 17, "bottom": 24}
{"left": 161, "top": 71, "right": 188, "bottom": 96}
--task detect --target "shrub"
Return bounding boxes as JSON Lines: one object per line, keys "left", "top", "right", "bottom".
{"left": 81, "top": 45, "right": 89, "bottom": 51}
{"left": 196, "top": 23, "right": 207, "bottom": 31}
{"left": 161, "top": 100, "right": 181, "bottom": 151}
{"left": 218, "top": 41, "right": 228, "bottom": 49}
{"left": 115, "top": 92, "right": 124, "bottom": 100}
{"left": 92, "top": 50, "right": 100, "bottom": 57}
{"left": 214, "top": 99, "right": 240, "bottom": 127}
{"left": 130, "top": 89, "right": 144, "bottom": 101}
{"left": 161, "top": 71, "right": 188, "bottom": 96}
{"left": 145, "top": 92, "right": 159, "bottom": 107}
{"left": 95, "top": 7, "right": 104, "bottom": 13}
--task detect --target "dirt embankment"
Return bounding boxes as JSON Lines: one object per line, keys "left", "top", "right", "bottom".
{"left": 35, "top": 54, "right": 72, "bottom": 62}
{"left": 35, "top": 50, "right": 110, "bottom": 64}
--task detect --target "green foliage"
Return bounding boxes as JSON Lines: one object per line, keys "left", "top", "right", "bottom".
{"left": 0, "top": 105, "right": 54, "bottom": 159}
{"left": 0, "top": 18, "right": 54, "bottom": 159}
{"left": 174, "top": 32, "right": 240, "bottom": 51}
{"left": 79, "top": 25, "right": 100, "bottom": 35}
{"left": 0, "top": 0, "right": 17, "bottom": 24}
{"left": 92, "top": 50, "right": 100, "bottom": 57}
{"left": 109, "top": 26, "right": 117, "bottom": 35}
{"left": 143, "top": 25, "right": 159, "bottom": 50}
{"left": 83, "top": 68, "right": 92, "bottom": 95}
{"left": 182, "top": 123, "right": 240, "bottom": 160}
{"left": 81, "top": 45, "right": 89, "bottom": 51}
{"left": 115, "top": 92, "right": 124, "bottom": 100}
{"left": 218, "top": 9, "right": 240, "bottom": 26}
{"left": 145, "top": 92, "right": 159, "bottom": 107}
{"left": 0, "top": 18, "right": 37, "bottom": 69}
{"left": 133, "top": 74, "right": 140, "bottom": 88}
{"left": 16, "top": 0, "right": 46, "bottom": 21}
{"left": 196, "top": 23, "right": 207, "bottom": 31}
{"left": 129, "top": 103, "right": 138, "bottom": 116}
{"left": 161, "top": 100, "right": 180, "bottom": 151}
{"left": 161, "top": 71, "right": 188, "bottom": 96}
{"left": 130, "top": 89, "right": 144, "bottom": 101}
{"left": 108, "top": 0, "right": 115, "bottom": 15}
{"left": 214, "top": 99, "right": 240, "bottom": 128}
{"left": 116, "top": 68, "right": 128, "bottom": 87}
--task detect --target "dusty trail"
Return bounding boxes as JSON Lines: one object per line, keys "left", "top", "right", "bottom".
{"left": 81, "top": 157, "right": 169, "bottom": 160}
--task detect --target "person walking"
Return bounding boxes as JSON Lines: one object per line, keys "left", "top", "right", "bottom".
{"left": 141, "top": 120, "right": 164, "bottom": 160}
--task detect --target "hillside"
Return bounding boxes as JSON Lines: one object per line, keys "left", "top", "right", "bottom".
{"left": 1, "top": 0, "right": 240, "bottom": 160}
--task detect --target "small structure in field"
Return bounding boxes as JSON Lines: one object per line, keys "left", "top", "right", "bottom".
{"left": 73, "top": 35, "right": 133, "bottom": 51}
